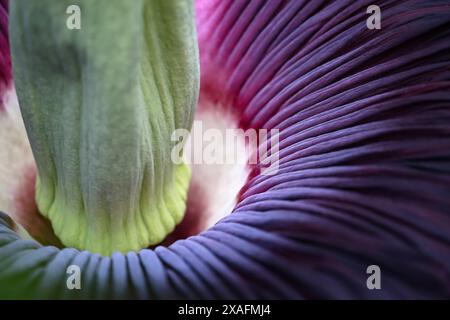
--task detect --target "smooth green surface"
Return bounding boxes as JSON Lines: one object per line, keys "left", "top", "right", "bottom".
{"left": 10, "top": 0, "right": 199, "bottom": 255}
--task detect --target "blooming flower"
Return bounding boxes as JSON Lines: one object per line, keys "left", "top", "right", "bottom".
{"left": 1, "top": 0, "right": 450, "bottom": 299}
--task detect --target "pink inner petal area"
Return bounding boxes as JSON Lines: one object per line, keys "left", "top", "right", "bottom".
{"left": 162, "top": 104, "right": 252, "bottom": 244}
{"left": 0, "top": 87, "right": 61, "bottom": 246}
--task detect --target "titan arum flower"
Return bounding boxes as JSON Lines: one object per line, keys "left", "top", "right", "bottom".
{"left": 1, "top": 0, "right": 450, "bottom": 299}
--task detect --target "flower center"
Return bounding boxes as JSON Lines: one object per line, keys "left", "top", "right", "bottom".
{"left": 161, "top": 101, "right": 252, "bottom": 245}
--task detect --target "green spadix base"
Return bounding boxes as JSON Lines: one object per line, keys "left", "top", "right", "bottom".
{"left": 10, "top": 0, "right": 199, "bottom": 255}
{"left": 37, "top": 163, "right": 191, "bottom": 255}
